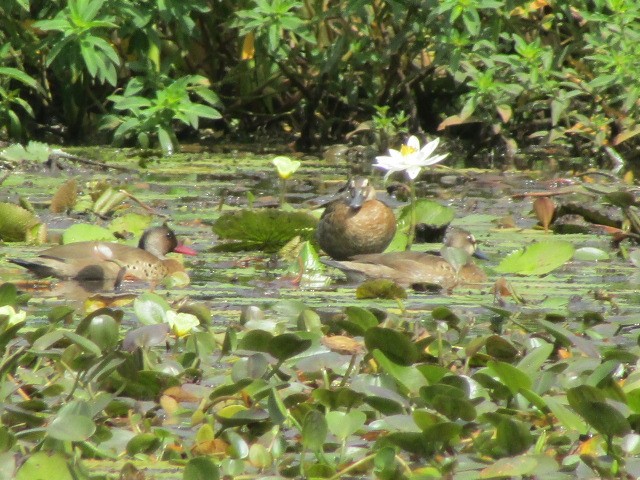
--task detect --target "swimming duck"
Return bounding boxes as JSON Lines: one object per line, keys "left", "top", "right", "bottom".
{"left": 316, "top": 177, "right": 396, "bottom": 260}
{"left": 322, "top": 227, "right": 487, "bottom": 291}
{"left": 8, "top": 225, "right": 196, "bottom": 283}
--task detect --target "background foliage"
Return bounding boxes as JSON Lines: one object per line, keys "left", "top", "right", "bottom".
{"left": 0, "top": 0, "right": 638, "bottom": 162}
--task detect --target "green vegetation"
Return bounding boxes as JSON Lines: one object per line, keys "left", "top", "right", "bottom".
{"left": 0, "top": 0, "right": 638, "bottom": 162}
{"left": 2, "top": 150, "right": 640, "bottom": 477}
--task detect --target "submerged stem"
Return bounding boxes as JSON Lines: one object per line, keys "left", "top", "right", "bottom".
{"left": 279, "top": 178, "right": 287, "bottom": 207}
{"left": 406, "top": 179, "right": 417, "bottom": 251}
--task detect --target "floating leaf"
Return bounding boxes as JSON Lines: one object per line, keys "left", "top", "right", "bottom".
{"left": 0, "top": 202, "right": 41, "bottom": 241}
{"left": 212, "top": 209, "right": 318, "bottom": 253}
{"left": 1, "top": 141, "right": 51, "bottom": 163}
{"left": 61, "top": 223, "right": 114, "bottom": 244}
{"left": 356, "top": 279, "right": 407, "bottom": 299}
{"left": 495, "top": 240, "right": 575, "bottom": 275}
{"left": 109, "top": 213, "right": 153, "bottom": 236}
{"left": 575, "top": 247, "right": 610, "bottom": 261}
{"left": 398, "top": 199, "right": 455, "bottom": 229}
{"left": 50, "top": 178, "right": 78, "bottom": 213}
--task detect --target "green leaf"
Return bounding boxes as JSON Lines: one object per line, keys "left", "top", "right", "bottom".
{"left": 212, "top": 209, "right": 318, "bottom": 253}
{"left": 487, "top": 360, "right": 532, "bottom": 394}
{"left": 326, "top": 410, "right": 366, "bottom": 441}
{"left": 0, "top": 202, "right": 41, "bottom": 241}
{"left": 47, "top": 401, "right": 96, "bottom": 442}
{"left": 184, "top": 457, "right": 220, "bottom": 480}
{"left": 373, "top": 350, "right": 428, "bottom": 393}
{"left": 495, "top": 240, "right": 575, "bottom": 275}
{"left": 61, "top": 223, "right": 113, "bottom": 244}
{"left": 238, "top": 329, "right": 273, "bottom": 352}
{"left": 267, "top": 333, "right": 312, "bottom": 361}
{"left": 302, "top": 410, "right": 327, "bottom": 451}
{"left": 62, "top": 331, "right": 102, "bottom": 357}
{"left": 567, "top": 385, "right": 630, "bottom": 437}
{"left": 365, "top": 327, "right": 418, "bottom": 366}
{"left": 133, "top": 292, "right": 170, "bottom": 325}
{"left": 15, "top": 452, "right": 73, "bottom": 480}
{"left": 340, "top": 306, "right": 379, "bottom": 335}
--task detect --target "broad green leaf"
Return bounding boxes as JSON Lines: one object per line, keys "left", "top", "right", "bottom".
{"left": 365, "top": 327, "right": 418, "bottom": 366}
{"left": 567, "top": 385, "right": 630, "bottom": 437}
{"left": 184, "top": 456, "right": 220, "bottom": 480}
{"left": 326, "top": 410, "right": 366, "bottom": 441}
{"left": 267, "top": 333, "right": 312, "bottom": 361}
{"left": 47, "top": 401, "right": 96, "bottom": 442}
{"left": 302, "top": 410, "right": 328, "bottom": 451}
{"left": 61, "top": 223, "right": 113, "bottom": 244}
{"left": 487, "top": 360, "right": 532, "bottom": 394}
{"left": 15, "top": 452, "right": 73, "bottom": 480}
{"left": 133, "top": 293, "right": 170, "bottom": 325}
{"left": 495, "top": 240, "right": 574, "bottom": 275}
{"left": 373, "top": 350, "right": 428, "bottom": 393}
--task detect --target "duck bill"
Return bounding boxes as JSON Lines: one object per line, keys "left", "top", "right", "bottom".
{"left": 473, "top": 249, "right": 489, "bottom": 260}
{"left": 349, "top": 188, "right": 366, "bottom": 209}
{"left": 174, "top": 244, "right": 198, "bottom": 256}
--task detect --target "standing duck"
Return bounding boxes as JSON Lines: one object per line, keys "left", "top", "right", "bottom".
{"left": 322, "top": 227, "right": 487, "bottom": 291}
{"left": 316, "top": 177, "right": 396, "bottom": 260}
{"left": 8, "top": 225, "right": 196, "bottom": 283}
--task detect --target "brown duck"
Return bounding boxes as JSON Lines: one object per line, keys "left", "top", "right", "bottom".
{"left": 322, "top": 227, "right": 487, "bottom": 291}
{"left": 8, "top": 225, "right": 196, "bottom": 283}
{"left": 316, "top": 177, "right": 396, "bottom": 260}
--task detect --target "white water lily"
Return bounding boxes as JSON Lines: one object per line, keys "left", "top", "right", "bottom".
{"left": 374, "top": 135, "right": 448, "bottom": 180}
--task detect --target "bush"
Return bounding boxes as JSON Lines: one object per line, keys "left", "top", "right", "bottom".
{"left": 0, "top": 0, "right": 638, "bottom": 163}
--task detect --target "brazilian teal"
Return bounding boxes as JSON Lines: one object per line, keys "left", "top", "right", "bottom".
{"left": 316, "top": 177, "right": 396, "bottom": 260}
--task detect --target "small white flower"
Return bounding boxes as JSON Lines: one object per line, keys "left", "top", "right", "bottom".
{"left": 374, "top": 135, "right": 448, "bottom": 180}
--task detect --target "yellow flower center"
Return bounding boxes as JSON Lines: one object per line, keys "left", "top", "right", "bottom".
{"left": 400, "top": 144, "right": 416, "bottom": 156}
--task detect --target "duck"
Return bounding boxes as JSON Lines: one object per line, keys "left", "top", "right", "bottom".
{"left": 8, "top": 225, "right": 197, "bottom": 284}
{"left": 316, "top": 177, "right": 396, "bottom": 260}
{"left": 322, "top": 227, "right": 487, "bottom": 291}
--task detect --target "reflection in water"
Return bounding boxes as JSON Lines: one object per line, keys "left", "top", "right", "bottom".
{"left": 11, "top": 277, "right": 139, "bottom": 305}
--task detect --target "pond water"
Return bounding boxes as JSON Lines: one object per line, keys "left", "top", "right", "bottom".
{"left": 2, "top": 146, "right": 639, "bottom": 332}
{"left": 3, "top": 145, "right": 640, "bottom": 478}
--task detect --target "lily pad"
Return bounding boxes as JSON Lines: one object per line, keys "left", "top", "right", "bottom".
{"left": 397, "top": 199, "right": 455, "bottom": 230}
{"left": 495, "top": 240, "right": 575, "bottom": 275}
{"left": 212, "top": 209, "right": 318, "bottom": 252}
{"left": 61, "top": 224, "right": 114, "bottom": 244}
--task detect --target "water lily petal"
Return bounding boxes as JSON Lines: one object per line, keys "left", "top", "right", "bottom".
{"left": 426, "top": 153, "right": 449, "bottom": 166}
{"left": 405, "top": 165, "right": 422, "bottom": 180}
{"left": 406, "top": 136, "right": 420, "bottom": 151}
{"left": 418, "top": 138, "right": 440, "bottom": 159}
